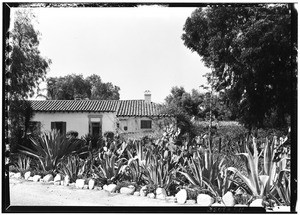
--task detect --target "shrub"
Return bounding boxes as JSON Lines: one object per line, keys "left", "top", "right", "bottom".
{"left": 11, "top": 154, "right": 32, "bottom": 175}
{"left": 94, "top": 153, "right": 126, "bottom": 184}
{"left": 81, "top": 134, "right": 103, "bottom": 149}
{"left": 59, "top": 155, "right": 81, "bottom": 182}
{"left": 227, "top": 135, "right": 290, "bottom": 203}
{"left": 66, "top": 130, "right": 78, "bottom": 138}
{"left": 20, "top": 130, "right": 87, "bottom": 172}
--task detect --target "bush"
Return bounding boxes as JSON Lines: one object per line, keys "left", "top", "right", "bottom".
{"left": 66, "top": 130, "right": 78, "bottom": 138}
{"left": 19, "top": 130, "right": 87, "bottom": 172}
{"left": 81, "top": 134, "right": 103, "bottom": 149}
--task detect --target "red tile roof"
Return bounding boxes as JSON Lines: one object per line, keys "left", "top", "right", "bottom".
{"left": 117, "top": 100, "right": 163, "bottom": 117}
{"left": 30, "top": 100, "right": 166, "bottom": 117}
{"left": 30, "top": 100, "right": 119, "bottom": 112}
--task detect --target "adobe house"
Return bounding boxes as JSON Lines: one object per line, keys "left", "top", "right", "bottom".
{"left": 29, "top": 91, "right": 170, "bottom": 137}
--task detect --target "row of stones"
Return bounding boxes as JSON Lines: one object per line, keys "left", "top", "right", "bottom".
{"left": 9, "top": 172, "right": 262, "bottom": 207}
{"left": 99, "top": 183, "right": 259, "bottom": 207}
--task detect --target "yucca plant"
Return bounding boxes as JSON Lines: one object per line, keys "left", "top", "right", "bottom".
{"left": 19, "top": 130, "right": 86, "bottom": 172}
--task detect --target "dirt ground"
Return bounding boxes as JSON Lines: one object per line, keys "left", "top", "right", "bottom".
{"left": 8, "top": 178, "right": 186, "bottom": 207}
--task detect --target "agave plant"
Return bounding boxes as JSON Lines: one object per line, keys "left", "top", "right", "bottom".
{"left": 59, "top": 155, "right": 81, "bottom": 182}
{"left": 19, "top": 130, "right": 86, "bottom": 172}
{"left": 94, "top": 153, "right": 126, "bottom": 184}
{"left": 227, "top": 135, "right": 290, "bottom": 200}
{"left": 13, "top": 154, "right": 32, "bottom": 174}
{"left": 142, "top": 155, "right": 175, "bottom": 189}
{"left": 272, "top": 170, "right": 290, "bottom": 206}
{"left": 178, "top": 149, "right": 224, "bottom": 196}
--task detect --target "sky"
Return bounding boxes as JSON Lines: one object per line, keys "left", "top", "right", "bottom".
{"left": 15, "top": 6, "right": 211, "bottom": 103}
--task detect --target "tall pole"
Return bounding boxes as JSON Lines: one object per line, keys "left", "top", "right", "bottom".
{"left": 208, "top": 87, "right": 212, "bottom": 152}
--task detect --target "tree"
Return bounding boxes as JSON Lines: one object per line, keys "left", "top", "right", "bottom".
{"left": 7, "top": 9, "right": 51, "bottom": 99}
{"left": 46, "top": 74, "right": 120, "bottom": 100}
{"left": 163, "top": 86, "right": 233, "bottom": 139}
{"left": 182, "top": 4, "right": 295, "bottom": 129}
{"left": 5, "top": 9, "right": 51, "bottom": 152}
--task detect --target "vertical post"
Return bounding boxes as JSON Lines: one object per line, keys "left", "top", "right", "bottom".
{"left": 208, "top": 87, "right": 213, "bottom": 152}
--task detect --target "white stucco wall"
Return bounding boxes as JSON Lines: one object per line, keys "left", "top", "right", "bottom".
{"left": 117, "top": 117, "right": 171, "bottom": 134}
{"left": 31, "top": 112, "right": 116, "bottom": 137}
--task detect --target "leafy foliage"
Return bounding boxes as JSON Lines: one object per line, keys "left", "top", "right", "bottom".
{"left": 182, "top": 5, "right": 295, "bottom": 128}
{"left": 163, "top": 87, "right": 233, "bottom": 139}
{"left": 13, "top": 154, "right": 32, "bottom": 175}
{"left": 59, "top": 155, "right": 81, "bottom": 182}
{"left": 7, "top": 100, "right": 34, "bottom": 153}
{"left": 178, "top": 149, "right": 226, "bottom": 197}
{"left": 19, "top": 130, "right": 87, "bottom": 172}
{"left": 95, "top": 153, "right": 126, "bottom": 184}
{"left": 7, "top": 9, "right": 51, "bottom": 99}
{"left": 46, "top": 74, "right": 120, "bottom": 100}
{"left": 227, "top": 135, "right": 290, "bottom": 200}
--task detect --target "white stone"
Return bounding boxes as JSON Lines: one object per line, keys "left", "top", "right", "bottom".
{"left": 176, "top": 189, "right": 187, "bottom": 204}
{"left": 54, "top": 181, "right": 60, "bottom": 185}
{"left": 120, "top": 186, "right": 135, "bottom": 195}
{"left": 156, "top": 194, "right": 166, "bottom": 200}
{"left": 249, "top": 199, "right": 263, "bottom": 207}
{"left": 211, "top": 202, "right": 226, "bottom": 207}
{"left": 83, "top": 185, "right": 89, "bottom": 189}
{"left": 13, "top": 172, "right": 22, "bottom": 179}
{"left": 28, "top": 176, "right": 34, "bottom": 181}
{"left": 24, "top": 171, "right": 31, "bottom": 180}
{"left": 140, "top": 185, "right": 147, "bottom": 197}
{"left": 64, "top": 175, "right": 70, "bottom": 185}
{"left": 103, "top": 184, "right": 117, "bottom": 193}
{"left": 95, "top": 186, "right": 102, "bottom": 190}
{"left": 196, "top": 194, "right": 214, "bottom": 206}
{"left": 75, "top": 179, "right": 85, "bottom": 189}
{"left": 133, "top": 191, "right": 140, "bottom": 196}
{"left": 88, "top": 179, "right": 95, "bottom": 190}
{"left": 9, "top": 172, "right": 15, "bottom": 177}
{"left": 147, "top": 193, "right": 155, "bottom": 199}
{"left": 43, "top": 174, "right": 54, "bottom": 182}
{"left": 32, "top": 175, "right": 42, "bottom": 182}
{"left": 222, "top": 191, "right": 235, "bottom": 206}
{"left": 166, "top": 196, "right": 177, "bottom": 203}
{"left": 156, "top": 188, "right": 167, "bottom": 200}
{"left": 272, "top": 206, "right": 290, "bottom": 212}
{"left": 54, "top": 174, "right": 62, "bottom": 182}
{"left": 186, "top": 200, "right": 196, "bottom": 205}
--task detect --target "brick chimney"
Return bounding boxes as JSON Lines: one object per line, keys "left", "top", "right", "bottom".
{"left": 144, "top": 90, "right": 151, "bottom": 103}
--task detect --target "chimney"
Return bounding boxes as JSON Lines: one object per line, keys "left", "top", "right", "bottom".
{"left": 144, "top": 90, "right": 151, "bottom": 103}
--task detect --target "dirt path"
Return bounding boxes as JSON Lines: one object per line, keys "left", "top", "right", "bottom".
{"left": 9, "top": 178, "right": 185, "bottom": 207}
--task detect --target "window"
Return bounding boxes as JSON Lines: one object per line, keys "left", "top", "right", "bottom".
{"left": 88, "top": 116, "right": 102, "bottom": 136}
{"left": 141, "top": 120, "right": 152, "bottom": 129}
{"left": 91, "top": 122, "right": 101, "bottom": 136}
{"left": 51, "top": 121, "right": 66, "bottom": 135}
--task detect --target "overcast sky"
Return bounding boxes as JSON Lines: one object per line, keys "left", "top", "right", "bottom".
{"left": 15, "top": 6, "right": 211, "bottom": 103}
